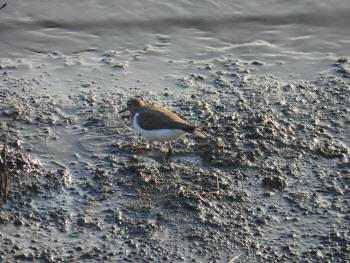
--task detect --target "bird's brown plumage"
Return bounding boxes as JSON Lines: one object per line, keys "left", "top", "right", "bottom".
{"left": 120, "top": 98, "right": 206, "bottom": 138}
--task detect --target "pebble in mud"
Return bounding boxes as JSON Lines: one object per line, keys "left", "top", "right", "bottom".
{"left": 13, "top": 219, "right": 24, "bottom": 226}
{"left": 262, "top": 175, "right": 287, "bottom": 190}
{"left": 93, "top": 168, "right": 108, "bottom": 180}
{"left": 77, "top": 217, "right": 87, "bottom": 226}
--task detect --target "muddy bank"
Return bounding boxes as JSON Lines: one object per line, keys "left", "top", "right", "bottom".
{"left": 1, "top": 57, "right": 349, "bottom": 262}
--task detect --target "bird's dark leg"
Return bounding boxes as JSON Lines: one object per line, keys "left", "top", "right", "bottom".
{"left": 166, "top": 141, "right": 172, "bottom": 165}
{"left": 149, "top": 141, "right": 153, "bottom": 151}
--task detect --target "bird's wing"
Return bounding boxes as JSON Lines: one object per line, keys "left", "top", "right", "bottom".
{"left": 137, "top": 106, "right": 196, "bottom": 131}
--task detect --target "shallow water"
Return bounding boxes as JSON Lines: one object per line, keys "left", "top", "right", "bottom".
{"left": 1, "top": 1, "right": 350, "bottom": 262}
{"left": 2, "top": 0, "right": 350, "bottom": 79}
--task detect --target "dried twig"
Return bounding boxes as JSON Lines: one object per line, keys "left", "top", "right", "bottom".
{"left": 0, "top": 3, "right": 7, "bottom": 10}
{"left": 199, "top": 173, "right": 220, "bottom": 196}
{"left": 229, "top": 252, "right": 243, "bottom": 263}
{"left": 0, "top": 112, "right": 19, "bottom": 201}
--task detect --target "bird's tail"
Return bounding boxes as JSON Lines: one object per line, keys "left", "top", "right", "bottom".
{"left": 192, "top": 129, "right": 206, "bottom": 138}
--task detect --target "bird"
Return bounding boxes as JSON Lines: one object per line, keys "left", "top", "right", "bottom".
{"left": 119, "top": 98, "right": 206, "bottom": 164}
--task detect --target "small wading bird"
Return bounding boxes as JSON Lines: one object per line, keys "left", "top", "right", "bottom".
{"left": 119, "top": 98, "right": 206, "bottom": 164}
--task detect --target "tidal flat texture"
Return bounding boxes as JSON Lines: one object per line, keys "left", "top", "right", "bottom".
{"left": 1, "top": 1, "right": 350, "bottom": 262}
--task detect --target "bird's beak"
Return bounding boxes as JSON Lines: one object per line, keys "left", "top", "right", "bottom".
{"left": 119, "top": 107, "right": 128, "bottom": 113}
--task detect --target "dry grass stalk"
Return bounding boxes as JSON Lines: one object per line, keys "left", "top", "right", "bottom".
{"left": 0, "top": 112, "right": 19, "bottom": 201}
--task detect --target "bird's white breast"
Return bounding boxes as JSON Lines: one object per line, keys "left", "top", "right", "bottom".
{"left": 133, "top": 113, "right": 186, "bottom": 141}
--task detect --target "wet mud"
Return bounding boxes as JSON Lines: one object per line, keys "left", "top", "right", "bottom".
{"left": 1, "top": 57, "right": 350, "bottom": 262}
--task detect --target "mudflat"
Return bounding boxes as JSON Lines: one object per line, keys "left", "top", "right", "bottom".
{"left": 1, "top": 1, "right": 350, "bottom": 262}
